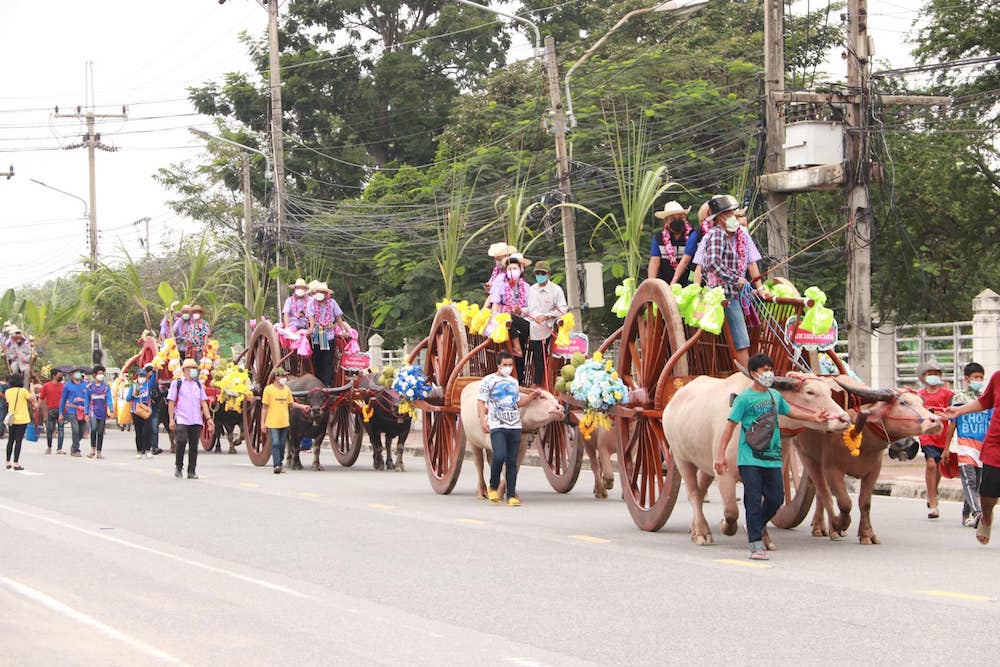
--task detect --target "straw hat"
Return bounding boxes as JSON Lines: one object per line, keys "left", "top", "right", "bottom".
{"left": 181, "top": 358, "right": 198, "bottom": 370}
{"left": 190, "top": 304, "right": 204, "bottom": 314}
{"left": 504, "top": 252, "right": 532, "bottom": 267}
{"left": 180, "top": 304, "right": 192, "bottom": 313}
{"left": 698, "top": 201, "right": 711, "bottom": 224}
{"left": 310, "top": 281, "right": 332, "bottom": 294}
{"left": 487, "top": 242, "right": 510, "bottom": 258}
{"left": 289, "top": 278, "right": 309, "bottom": 290}
{"left": 654, "top": 200, "right": 691, "bottom": 219}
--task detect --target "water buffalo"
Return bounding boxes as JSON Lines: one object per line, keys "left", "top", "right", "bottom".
{"left": 364, "top": 388, "right": 412, "bottom": 471}
{"left": 459, "top": 382, "right": 566, "bottom": 498}
{"left": 796, "top": 378, "right": 943, "bottom": 544}
{"left": 663, "top": 372, "right": 852, "bottom": 548}
{"left": 210, "top": 404, "right": 243, "bottom": 453}
{"left": 285, "top": 373, "right": 331, "bottom": 471}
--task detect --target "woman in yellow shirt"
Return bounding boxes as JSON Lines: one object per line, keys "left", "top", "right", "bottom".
{"left": 6, "top": 374, "right": 36, "bottom": 471}
{"left": 261, "top": 368, "right": 307, "bottom": 474}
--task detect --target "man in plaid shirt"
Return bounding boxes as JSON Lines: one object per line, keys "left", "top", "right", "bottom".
{"left": 700, "top": 195, "right": 767, "bottom": 368}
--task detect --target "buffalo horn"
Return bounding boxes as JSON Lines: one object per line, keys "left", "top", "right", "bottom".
{"left": 770, "top": 375, "right": 800, "bottom": 390}
{"left": 734, "top": 363, "right": 753, "bottom": 380}
{"left": 834, "top": 378, "right": 894, "bottom": 403}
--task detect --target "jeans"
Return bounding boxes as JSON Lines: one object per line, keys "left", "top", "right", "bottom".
{"left": 174, "top": 424, "right": 202, "bottom": 473}
{"left": 724, "top": 299, "right": 750, "bottom": 351}
{"left": 69, "top": 417, "right": 86, "bottom": 453}
{"left": 959, "top": 464, "right": 983, "bottom": 516}
{"left": 46, "top": 408, "right": 65, "bottom": 450}
{"left": 269, "top": 427, "right": 289, "bottom": 467}
{"left": 739, "top": 465, "right": 784, "bottom": 544}
{"left": 133, "top": 415, "right": 151, "bottom": 453}
{"left": 150, "top": 407, "right": 160, "bottom": 452}
{"left": 89, "top": 417, "right": 107, "bottom": 451}
{"left": 489, "top": 428, "right": 522, "bottom": 499}
{"left": 6, "top": 423, "right": 27, "bottom": 463}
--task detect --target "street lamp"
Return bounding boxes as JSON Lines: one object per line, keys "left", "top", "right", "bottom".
{"left": 189, "top": 127, "right": 272, "bottom": 178}
{"left": 564, "top": 0, "right": 708, "bottom": 129}
{"left": 451, "top": 0, "right": 543, "bottom": 57}
{"left": 30, "top": 178, "right": 89, "bottom": 218}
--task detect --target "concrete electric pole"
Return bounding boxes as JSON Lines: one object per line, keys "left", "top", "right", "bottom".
{"left": 267, "top": 0, "right": 288, "bottom": 313}
{"left": 242, "top": 152, "right": 254, "bottom": 344}
{"left": 54, "top": 104, "right": 127, "bottom": 271}
{"left": 762, "top": 0, "right": 789, "bottom": 278}
{"left": 543, "top": 35, "right": 582, "bottom": 331}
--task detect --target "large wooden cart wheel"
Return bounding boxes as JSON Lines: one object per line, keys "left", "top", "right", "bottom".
{"left": 421, "top": 305, "right": 469, "bottom": 494}
{"left": 329, "top": 396, "right": 364, "bottom": 466}
{"left": 242, "top": 321, "right": 281, "bottom": 466}
{"left": 771, "top": 438, "right": 817, "bottom": 528}
{"left": 615, "top": 279, "right": 688, "bottom": 531}
{"left": 535, "top": 419, "right": 584, "bottom": 493}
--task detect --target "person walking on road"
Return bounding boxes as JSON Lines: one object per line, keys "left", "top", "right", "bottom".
{"left": 714, "top": 353, "right": 829, "bottom": 560}
{"left": 39, "top": 369, "right": 65, "bottom": 454}
{"left": 85, "top": 366, "right": 114, "bottom": 459}
{"left": 945, "top": 369, "right": 1000, "bottom": 545}
{"left": 127, "top": 367, "right": 156, "bottom": 459}
{"left": 261, "top": 368, "right": 304, "bottom": 474}
{"left": 5, "top": 374, "right": 35, "bottom": 471}
{"left": 477, "top": 351, "right": 542, "bottom": 507}
{"left": 946, "top": 362, "right": 989, "bottom": 527}
{"left": 917, "top": 359, "right": 954, "bottom": 519}
{"left": 58, "top": 368, "right": 89, "bottom": 457}
{"left": 167, "top": 358, "right": 214, "bottom": 479}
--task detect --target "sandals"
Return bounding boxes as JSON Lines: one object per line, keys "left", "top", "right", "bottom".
{"left": 749, "top": 550, "right": 770, "bottom": 561}
{"left": 977, "top": 521, "right": 991, "bottom": 545}
{"left": 86, "top": 451, "right": 96, "bottom": 459}
{"left": 927, "top": 502, "right": 939, "bottom": 519}
{"left": 12, "top": 464, "right": 23, "bottom": 471}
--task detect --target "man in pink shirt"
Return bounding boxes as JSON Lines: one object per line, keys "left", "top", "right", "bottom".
{"left": 167, "top": 358, "right": 214, "bottom": 479}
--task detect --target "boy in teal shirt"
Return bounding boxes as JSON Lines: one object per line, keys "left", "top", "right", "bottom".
{"left": 714, "top": 353, "right": 829, "bottom": 560}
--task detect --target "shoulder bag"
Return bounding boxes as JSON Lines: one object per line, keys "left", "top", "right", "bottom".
{"left": 743, "top": 390, "right": 778, "bottom": 452}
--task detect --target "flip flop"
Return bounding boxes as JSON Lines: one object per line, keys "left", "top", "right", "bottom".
{"left": 977, "top": 521, "right": 991, "bottom": 545}
{"left": 749, "top": 550, "right": 770, "bottom": 561}
{"left": 12, "top": 464, "right": 23, "bottom": 471}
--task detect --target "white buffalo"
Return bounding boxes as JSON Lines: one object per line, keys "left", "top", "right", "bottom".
{"left": 663, "top": 372, "right": 851, "bottom": 548}
{"left": 459, "top": 382, "right": 565, "bottom": 498}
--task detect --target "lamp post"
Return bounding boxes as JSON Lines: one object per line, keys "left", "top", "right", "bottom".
{"left": 190, "top": 128, "right": 270, "bottom": 344}
{"left": 30, "top": 179, "right": 91, "bottom": 266}
{"left": 564, "top": 0, "right": 708, "bottom": 129}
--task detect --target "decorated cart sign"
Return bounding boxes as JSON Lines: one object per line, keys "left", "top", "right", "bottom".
{"left": 341, "top": 352, "right": 372, "bottom": 371}
{"left": 785, "top": 316, "right": 838, "bottom": 351}
{"left": 552, "top": 333, "right": 589, "bottom": 358}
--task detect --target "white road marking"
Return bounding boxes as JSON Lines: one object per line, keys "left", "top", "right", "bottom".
{"left": 0, "top": 576, "right": 188, "bottom": 665}
{"left": 0, "top": 504, "right": 310, "bottom": 599}
{"left": 369, "top": 503, "right": 396, "bottom": 510}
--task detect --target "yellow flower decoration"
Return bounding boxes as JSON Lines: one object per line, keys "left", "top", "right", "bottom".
{"left": 842, "top": 426, "right": 862, "bottom": 457}
{"left": 554, "top": 313, "right": 575, "bottom": 346}
{"left": 362, "top": 402, "right": 374, "bottom": 423}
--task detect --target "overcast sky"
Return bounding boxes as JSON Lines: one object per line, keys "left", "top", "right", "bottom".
{"left": 0, "top": 0, "right": 924, "bottom": 291}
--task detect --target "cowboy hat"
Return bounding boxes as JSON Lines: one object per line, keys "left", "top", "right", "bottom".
{"left": 181, "top": 358, "right": 198, "bottom": 369}
{"left": 698, "top": 201, "right": 711, "bottom": 224}
{"left": 504, "top": 252, "right": 532, "bottom": 267}
{"left": 310, "top": 281, "right": 332, "bottom": 294}
{"left": 705, "top": 194, "right": 739, "bottom": 222}
{"left": 180, "top": 304, "right": 192, "bottom": 312}
{"left": 654, "top": 200, "right": 691, "bottom": 219}
{"left": 190, "top": 304, "right": 204, "bottom": 314}
{"left": 289, "top": 278, "right": 309, "bottom": 290}
{"left": 533, "top": 260, "right": 552, "bottom": 274}
{"left": 487, "top": 242, "right": 510, "bottom": 258}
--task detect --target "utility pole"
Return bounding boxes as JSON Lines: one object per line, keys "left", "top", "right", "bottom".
{"left": 543, "top": 35, "right": 582, "bottom": 331}
{"left": 758, "top": 0, "right": 949, "bottom": 384}
{"left": 844, "top": 0, "right": 873, "bottom": 384}
{"left": 267, "top": 0, "right": 288, "bottom": 313}
{"left": 54, "top": 105, "right": 127, "bottom": 271}
{"left": 242, "top": 152, "right": 254, "bottom": 345}
{"left": 762, "top": 0, "right": 788, "bottom": 278}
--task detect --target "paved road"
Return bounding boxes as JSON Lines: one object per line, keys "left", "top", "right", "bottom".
{"left": 2, "top": 428, "right": 997, "bottom": 666}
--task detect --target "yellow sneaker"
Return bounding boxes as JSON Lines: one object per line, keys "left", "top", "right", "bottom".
{"left": 487, "top": 489, "right": 500, "bottom": 504}
{"left": 507, "top": 497, "right": 521, "bottom": 507}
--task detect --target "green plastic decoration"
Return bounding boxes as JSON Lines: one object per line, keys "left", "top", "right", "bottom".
{"left": 801, "top": 286, "right": 835, "bottom": 334}
{"left": 612, "top": 278, "right": 637, "bottom": 319}
{"left": 695, "top": 287, "right": 726, "bottom": 335}
{"left": 676, "top": 284, "right": 703, "bottom": 326}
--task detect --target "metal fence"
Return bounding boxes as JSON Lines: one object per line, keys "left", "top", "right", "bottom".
{"left": 894, "top": 321, "right": 974, "bottom": 387}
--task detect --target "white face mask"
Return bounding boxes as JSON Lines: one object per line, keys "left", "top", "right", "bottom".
{"left": 507, "top": 267, "right": 521, "bottom": 280}
{"left": 295, "top": 289, "right": 306, "bottom": 297}
{"left": 278, "top": 377, "right": 288, "bottom": 386}
{"left": 181, "top": 313, "right": 190, "bottom": 321}
{"left": 192, "top": 313, "right": 201, "bottom": 321}
{"left": 924, "top": 375, "right": 942, "bottom": 387}
{"left": 188, "top": 369, "right": 199, "bottom": 380}
{"left": 95, "top": 374, "right": 105, "bottom": 382}
{"left": 756, "top": 371, "right": 774, "bottom": 388}
{"left": 498, "top": 366, "right": 514, "bottom": 377}
{"left": 723, "top": 216, "right": 739, "bottom": 233}
{"left": 315, "top": 293, "right": 326, "bottom": 302}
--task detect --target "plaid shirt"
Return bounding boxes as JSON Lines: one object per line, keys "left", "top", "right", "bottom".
{"left": 701, "top": 227, "right": 743, "bottom": 298}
